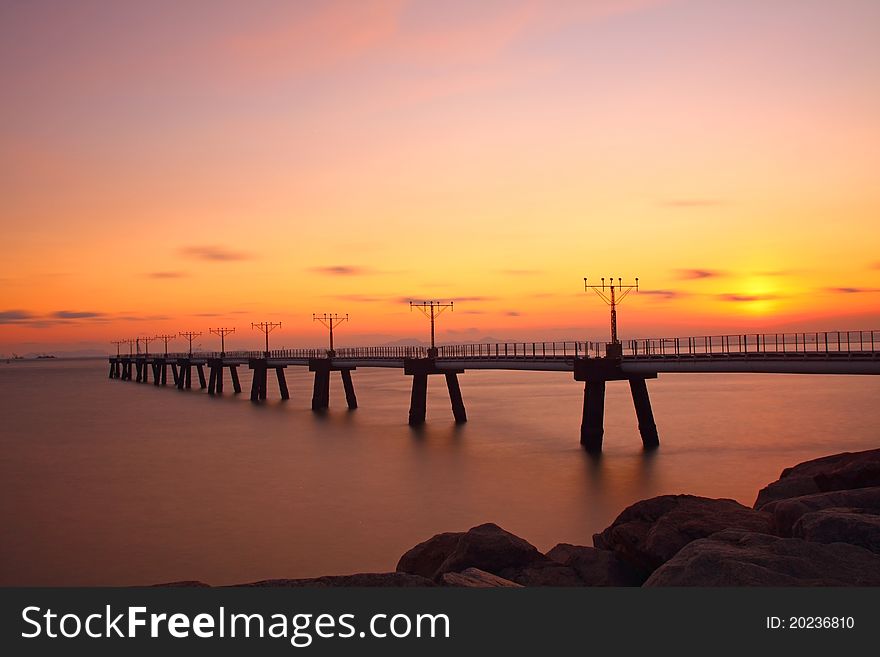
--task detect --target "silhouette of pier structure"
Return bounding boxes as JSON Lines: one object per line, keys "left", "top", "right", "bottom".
{"left": 108, "top": 329, "right": 880, "bottom": 452}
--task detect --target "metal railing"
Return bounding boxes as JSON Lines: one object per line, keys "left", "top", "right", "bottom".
{"left": 437, "top": 341, "right": 602, "bottom": 359}
{"left": 110, "top": 331, "right": 879, "bottom": 361}
{"left": 624, "top": 331, "right": 879, "bottom": 358}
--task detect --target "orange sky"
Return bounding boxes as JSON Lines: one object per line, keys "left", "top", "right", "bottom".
{"left": 1, "top": 0, "right": 879, "bottom": 354}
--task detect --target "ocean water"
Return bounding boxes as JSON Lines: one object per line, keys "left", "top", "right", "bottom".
{"left": 1, "top": 358, "right": 878, "bottom": 586}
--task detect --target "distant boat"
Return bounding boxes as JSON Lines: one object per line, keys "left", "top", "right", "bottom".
{"left": 12, "top": 354, "right": 24, "bottom": 360}
{"left": 36, "top": 354, "right": 56, "bottom": 359}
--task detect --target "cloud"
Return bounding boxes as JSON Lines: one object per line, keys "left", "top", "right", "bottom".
{"left": 116, "top": 314, "right": 171, "bottom": 321}
{"left": 718, "top": 294, "right": 780, "bottom": 302}
{"left": 0, "top": 310, "right": 35, "bottom": 324}
{"left": 51, "top": 310, "right": 106, "bottom": 319}
{"left": 180, "top": 245, "right": 251, "bottom": 261}
{"left": 661, "top": 198, "right": 729, "bottom": 208}
{"left": 871, "top": 262, "right": 880, "bottom": 270}
{"left": 505, "top": 311, "right": 522, "bottom": 316}
{"left": 827, "top": 287, "right": 880, "bottom": 294}
{"left": 640, "top": 289, "right": 685, "bottom": 300}
{"left": 675, "top": 268, "right": 723, "bottom": 280}
{"left": 310, "top": 265, "right": 371, "bottom": 276}
{"left": 146, "top": 271, "right": 188, "bottom": 279}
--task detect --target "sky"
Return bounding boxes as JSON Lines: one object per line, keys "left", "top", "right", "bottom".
{"left": 1, "top": 0, "right": 879, "bottom": 353}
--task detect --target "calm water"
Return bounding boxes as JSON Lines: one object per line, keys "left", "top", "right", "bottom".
{"left": 1, "top": 358, "right": 878, "bottom": 586}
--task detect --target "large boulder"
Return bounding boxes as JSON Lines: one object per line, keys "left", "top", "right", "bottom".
{"left": 238, "top": 572, "right": 436, "bottom": 587}
{"left": 593, "top": 495, "right": 773, "bottom": 576}
{"left": 435, "top": 523, "right": 546, "bottom": 577}
{"left": 791, "top": 508, "right": 880, "bottom": 554}
{"left": 546, "top": 543, "right": 643, "bottom": 586}
{"left": 645, "top": 530, "right": 880, "bottom": 586}
{"left": 754, "top": 448, "right": 880, "bottom": 509}
{"left": 396, "top": 531, "right": 464, "bottom": 579}
{"left": 762, "top": 487, "right": 880, "bottom": 536}
{"left": 440, "top": 568, "right": 522, "bottom": 588}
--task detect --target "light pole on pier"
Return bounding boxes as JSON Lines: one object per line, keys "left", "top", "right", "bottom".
{"left": 179, "top": 331, "right": 202, "bottom": 358}
{"left": 139, "top": 336, "right": 157, "bottom": 357}
{"left": 313, "top": 314, "right": 348, "bottom": 356}
{"left": 155, "top": 334, "right": 176, "bottom": 357}
{"left": 584, "top": 277, "right": 639, "bottom": 358}
{"left": 111, "top": 340, "right": 126, "bottom": 357}
{"left": 251, "top": 322, "right": 281, "bottom": 357}
{"left": 409, "top": 301, "right": 454, "bottom": 357}
{"left": 124, "top": 338, "right": 136, "bottom": 356}
{"left": 209, "top": 327, "right": 236, "bottom": 357}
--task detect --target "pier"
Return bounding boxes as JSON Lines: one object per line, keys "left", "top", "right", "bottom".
{"left": 108, "top": 330, "right": 880, "bottom": 452}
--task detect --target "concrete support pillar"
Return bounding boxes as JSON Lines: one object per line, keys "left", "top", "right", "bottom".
{"left": 276, "top": 367, "right": 289, "bottom": 400}
{"left": 135, "top": 362, "right": 143, "bottom": 383}
{"left": 208, "top": 364, "right": 218, "bottom": 394}
{"left": 629, "top": 378, "right": 659, "bottom": 449}
{"left": 171, "top": 364, "right": 179, "bottom": 386}
{"left": 229, "top": 365, "right": 242, "bottom": 393}
{"left": 311, "top": 369, "right": 330, "bottom": 410}
{"left": 408, "top": 373, "right": 428, "bottom": 425}
{"left": 250, "top": 361, "right": 268, "bottom": 401}
{"left": 152, "top": 363, "right": 160, "bottom": 386}
{"left": 160, "top": 363, "right": 167, "bottom": 386}
{"left": 445, "top": 372, "right": 467, "bottom": 423}
{"left": 197, "top": 364, "right": 206, "bottom": 389}
{"left": 216, "top": 365, "right": 224, "bottom": 394}
{"left": 108, "top": 362, "right": 115, "bottom": 379}
{"left": 341, "top": 369, "right": 357, "bottom": 409}
{"left": 185, "top": 365, "right": 192, "bottom": 389}
{"left": 580, "top": 380, "right": 606, "bottom": 452}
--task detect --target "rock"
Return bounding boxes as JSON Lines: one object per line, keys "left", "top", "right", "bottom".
{"left": 497, "top": 560, "right": 586, "bottom": 587}
{"left": 237, "top": 572, "right": 436, "bottom": 587}
{"left": 440, "top": 568, "right": 522, "bottom": 587}
{"left": 396, "top": 531, "right": 464, "bottom": 579}
{"left": 645, "top": 530, "right": 880, "bottom": 586}
{"left": 754, "top": 448, "right": 880, "bottom": 509}
{"left": 791, "top": 507, "right": 880, "bottom": 554}
{"left": 434, "top": 523, "right": 546, "bottom": 578}
{"left": 763, "top": 487, "right": 880, "bottom": 536}
{"left": 593, "top": 495, "right": 774, "bottom": 576}
{"left": 546, "top": 543, "right": 644, "bottom": 586}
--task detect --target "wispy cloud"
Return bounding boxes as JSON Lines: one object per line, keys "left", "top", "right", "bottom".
{"left": 718, "top": 293, "right": 780, "bottom": 302}
{"left": 505, "top": 310, "right": 522, "bottom": 316}
{"left": 180, "top": 245, "right": 251, "bottom": 261}
{"left": 310, "top": 265, "right": 371, "bottom": 276}
{"left": 146, "top": 271, "right": 188, "bottom": 279}
{"left": 0, "top": 310, "right": 35, "bottom": 324}
{"left": 51, "top": 310, "right": 106, "bottom": 319}
{"left": 676, "top": 268, "right": 723, "bottom": 280}
{"left": 640, "top": 289, "right": 686, "bottom": 300}
{"left": 826, "top": 287, "right": 880, "bottom": 294}
{"left": 661, "top": 198, "right": 729, "bottom": 208}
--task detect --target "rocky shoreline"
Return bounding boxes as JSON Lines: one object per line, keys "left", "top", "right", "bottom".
{"left": 160, "top": 447, "right": 880, "bottom": 587}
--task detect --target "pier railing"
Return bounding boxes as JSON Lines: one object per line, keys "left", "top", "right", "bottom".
{"left": 623, "top": 330, "right": 879, "bottom": 358}
{"left": 437, "top": 342, "right": 602, "bottom": 359}
{"left": 113, "top": 331, "right": 879, "bottom": 361}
